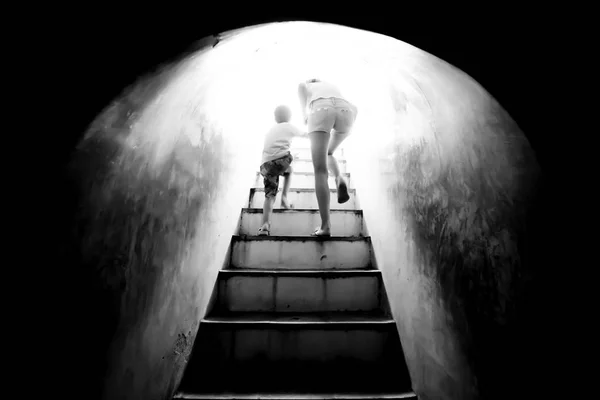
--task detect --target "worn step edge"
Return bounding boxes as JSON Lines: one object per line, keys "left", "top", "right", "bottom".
{"left": 201, "top": 314, "right": 395, "bottom": 326}
{"left": 242, "top": 208, "right": 362, "bottom": 215}
{"left": 251, "top": 188, "right": 356, "bottom": 193}
{"left": 227, "top": 264, "right": 374, "bottom": 270}
{"left": 294, "top": 158, "right": 347, "bottom": 163}
{"left": 206, "top": 311, "right": 388, "bottom": 319}
{"left": 255, "top": 171, "right": 351, "bottom": 177}
{"left": 291, "top": 149, "right": 347, "bottom": 155}
{"left": 174, "top": 392, "right": 417, "bottom": 399}
{"left": 291, "top": 149, "right": 346, "bottom": 155}
{"left": 204, "top": 311, "right": 391, "bottom": 322}
{"left": 219, "top": 269, "right": 380, "bottom": 277}
{"left": 232, "top": 235, "right": 370, "bottom": 242}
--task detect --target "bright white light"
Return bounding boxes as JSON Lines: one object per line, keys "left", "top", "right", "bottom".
{"left": 127, "top": 21, "right": 437, "bottom": 172}
{"left": 184, "top": 22, "right": 424, "bottom": 150}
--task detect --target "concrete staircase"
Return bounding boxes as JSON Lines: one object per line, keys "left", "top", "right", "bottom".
{"left": 174, "top": 146, "right": 416, "bottom": 399}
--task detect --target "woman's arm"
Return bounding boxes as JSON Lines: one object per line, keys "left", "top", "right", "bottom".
{"left": 298, "top": 83, "right": 309, "bottom": 124}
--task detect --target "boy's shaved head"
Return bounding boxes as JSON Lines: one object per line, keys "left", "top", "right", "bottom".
{"left": 274, "top": 105, "right": 292, "bottom": 123}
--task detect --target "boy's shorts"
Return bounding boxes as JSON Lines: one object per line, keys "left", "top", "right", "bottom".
{"left": 259, "top": 152, "right": 293, "bottom": 198}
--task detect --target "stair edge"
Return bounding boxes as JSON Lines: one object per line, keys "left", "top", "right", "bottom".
{"left": 174, "top": 392, "right": 418, "bottom": 399}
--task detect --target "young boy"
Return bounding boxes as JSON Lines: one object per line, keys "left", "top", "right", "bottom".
{"left": 257, "top": 105, "right": 307, "bottom": 236}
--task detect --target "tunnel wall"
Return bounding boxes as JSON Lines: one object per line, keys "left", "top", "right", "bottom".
{"left": 67, "top": 53, "right": 262, "bottom": 400}
{"left": 345, "top": 54, "right": 541, "bottom": 400}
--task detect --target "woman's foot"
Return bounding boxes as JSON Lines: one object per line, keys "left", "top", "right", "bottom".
{"left": 336, "top": 176, "right": 350, "bottom": 204}
{"left": 311, "top": 227, "right": 331, "bottom": 237}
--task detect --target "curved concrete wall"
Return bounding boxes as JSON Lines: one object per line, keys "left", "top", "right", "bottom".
{"left": 67, "top": 47, "right": 264, "bottom": 400}
{"left": 345, "top": 49, "right": 541, "bottom": 400}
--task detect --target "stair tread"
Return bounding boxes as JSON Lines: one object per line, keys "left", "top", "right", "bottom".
{"left": 179, "top": 330, "right": 412, "bottom": 393}
{"left": 242, "top": 208, "right": 362, "bottom": 214}
{"left": 251, "top": 187, "right": 355, "bottom": 192}
{"left": 228, "top": 265, "right": 374, "bottom": 270}
{"left": 219, "top": 268, "right": 380, "bottom": 276}
{"left": 233, "top": 235, "right": 369, "bottom": 241}
{"left": 256, "top": 171, "right": 350, "bottom": 176}
{"left": 203, "top": 311, "right": 393, "bottom": 324}
{"left": 294, "top": 157, "right": 347, "bottom": 163}
{"left": 174, "top": 392, "right": 417, "bottom": 399}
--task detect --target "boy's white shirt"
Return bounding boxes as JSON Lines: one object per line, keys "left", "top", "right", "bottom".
{"left": 261, "top": 122, "right": 307, "bottom": 165}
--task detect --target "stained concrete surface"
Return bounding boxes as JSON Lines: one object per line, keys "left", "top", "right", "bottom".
{"left": 62, "top": 45, "right": 264, "bottom": 399}
{"left": 249, "top": 188, "right": 358, "bottom": 210}
{"left": 51, "top": 20, "right": 550, "bottom": 400}
{"left": 345, "top": 48, "right": 545, "bottom": 400}
{"left": 216, "top": 271, "right": 382, "bottom": 313}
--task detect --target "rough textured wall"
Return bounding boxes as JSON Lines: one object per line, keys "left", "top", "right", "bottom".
{"left": 64, "top": 48, "right": 261, "bottom": 400}
{"left": 346, "top": 54, "right": 542, "bottom": 400}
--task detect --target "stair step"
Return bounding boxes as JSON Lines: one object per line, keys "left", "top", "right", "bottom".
{"left": 291, "top": 158, "right": 348, "bottom": 174}
{"left": 257, "top": 161, "right": 348, "bottom": 175}
{"left": 258, "top": 171, "right": 350, "bottom": 178}
{"left": 213, "top": 270, "right": 384, "bottom": 314}
{"left": 230, "top": 235, "right": 372, "bottom": 270}
{"left": 177, "top": 321, "right": 412, "bottom": 393}
{"left": 228, "top": 264, "right": 374, "bottom": 271}
{"left": 185, "top": 316, "right": 402, "bottom": 368}
{"left": 295, "top": 157, "right": 347, "bottom": 164}
{"left": 291, "top": 147, "right": 346, "bottom": 159}
{"left": 177, "top": 361, "right": 412, "bottom": 395}
{"left": 203, "top": 311, "right": 392, "bottom": 325}
{"left": 249, "top": 188, "right": 357, "bottom": 210}
{"left": 174, "top": 392, "right": 418, "bottom": 399}
{"left": 253, "top": 172, "right": 352, "bottom": 190}
{"left": 239, "top": 208, "right": 364, "bottom": 237}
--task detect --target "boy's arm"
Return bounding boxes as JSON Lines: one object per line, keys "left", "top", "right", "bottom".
{"left": 295, "top": 129, "right": 309, "bottom": 138}
{"left": 294, "top": 129, "right": 308, "bottom": 139}
{"left": 291, "top": 124, "right": 309, "bottom": 138}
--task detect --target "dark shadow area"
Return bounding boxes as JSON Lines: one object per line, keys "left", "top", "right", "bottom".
{"left": 37, "top": 12, "right": 558, "bottom": 400}
{"left": 180, "top": 322, "right": 412, "bottom": 394}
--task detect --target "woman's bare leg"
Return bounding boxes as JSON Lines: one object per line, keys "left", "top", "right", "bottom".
{"left": 327, "top": 132, "right": 351, "bottom": 203}
{"left": 309, "top": 130, "right": 331, "bottom": 234}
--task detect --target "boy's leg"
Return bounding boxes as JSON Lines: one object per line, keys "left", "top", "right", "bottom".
{"left": 281, "top": 164, "right": 293, "bottom": 209}
{"left": 258, "top": 154, "right": 292, "bottom": 233}
{"left": 259, "top": 163, "right": 280, "bottom": 234}
{"left": 260, "top": 194, "right": 276, "bottom": 233}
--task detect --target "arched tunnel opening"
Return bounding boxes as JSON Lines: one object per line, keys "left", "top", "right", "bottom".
{"left": 48, "top": 17, "right": 554, "bottom": 400}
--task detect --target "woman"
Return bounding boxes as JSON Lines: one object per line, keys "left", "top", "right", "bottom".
{"left": 298, "top": 78, "right": 358, "bottom": 236}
